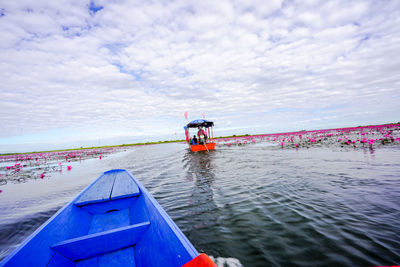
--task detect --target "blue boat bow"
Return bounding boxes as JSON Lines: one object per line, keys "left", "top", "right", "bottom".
{"left": 1, "top": 169, "right": 216, "bottom": 267}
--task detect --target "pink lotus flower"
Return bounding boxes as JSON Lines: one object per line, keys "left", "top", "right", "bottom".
{"left": 67, "top": 166, "right": 72, "bottom": 171}
{"left": 40, "top": 173, "right": 44, "bottom": 179}
{"left": 368, "top": 139, "right": 375, "bottom": 145}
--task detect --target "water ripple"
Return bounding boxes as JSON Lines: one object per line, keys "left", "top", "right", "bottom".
{"left": 1, "top": 142, "right": 400, "bottom": 266}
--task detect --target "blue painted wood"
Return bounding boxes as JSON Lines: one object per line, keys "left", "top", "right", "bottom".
{"left": 80, "top": 197, "right": 137, "bottom": 215}
{"left": 129, "top": 193, "right": 150, "bottom": 225}
{"left": 75, "top": 172, "right": 116, "bottom": 206}
{"left": 51, "top": 222, "right": 150, "bottom": 261}
{"left": 111, "top": 170, "right": 140, "bottom": 200}
{"left": 88, "top": 208, "right": 130, "bottom": 234}
{"left": 76, "top": 256, "right": 98, "bottom": 267}
{"left": 75, "top": 247, "right": 136, "bottom": 267}
{"left": 134, "top": 195, "right": 195, "bottom": 267}
{"left": 47, "top": 252, "right": 74, "bottom": 267}
{"left": 124, "top": 171, "right": 198, "bottom": 267}
{"left": 1, "top": 169, "right": 200, "bottom": 267}
{"left": 0, "top": 204, "right": 91, "bottom": 267}
{"left": 98, "top": 246, "right": 136, "bottom": 267}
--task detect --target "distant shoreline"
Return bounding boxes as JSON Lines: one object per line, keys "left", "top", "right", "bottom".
{"left": 1, "top": 122, "right": 399, "bottom": 156}
{"left": 0, "top": 134, "right": 263, "bottom": 156}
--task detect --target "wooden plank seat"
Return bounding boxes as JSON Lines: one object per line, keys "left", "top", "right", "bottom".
{"left": 75, "top": 170, "right": 140, "bottom": 206}
{"left": 51, "top": 221, "right": 150, "bottom": 261}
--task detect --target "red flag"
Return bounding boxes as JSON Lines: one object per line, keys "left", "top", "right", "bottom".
{"left": 184, "top": 111, "right": 188, "bottom": 119}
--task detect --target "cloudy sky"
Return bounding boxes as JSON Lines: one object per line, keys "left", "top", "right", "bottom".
{"left": 1, "top": 0, "right": 400, "bottom": 152}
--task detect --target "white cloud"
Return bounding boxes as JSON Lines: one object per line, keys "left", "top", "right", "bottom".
{"left": 0, "top": 0, "right": 399, "bottom": 151}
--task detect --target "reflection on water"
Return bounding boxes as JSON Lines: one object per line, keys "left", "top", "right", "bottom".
{"left": 183, "top": 150, "right": 216, "bottom": 212}
{"left": 1, "top": 143, "right": 400, "bottom": 266}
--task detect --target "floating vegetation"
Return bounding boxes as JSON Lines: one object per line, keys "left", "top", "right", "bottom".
{"left": 1, "top": 123, "right": 399, "bottom": 192}
{"left": 0, "top": 147, "right": 123, "bottom": 186}
{"left": 213, "top": 123, "right": 400, "bottom": 150}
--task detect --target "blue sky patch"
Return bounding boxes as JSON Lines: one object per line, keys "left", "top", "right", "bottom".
{"left": 354, "top": 34, "right": 371, "bottom": 50}
{"left": 88, "top": 1, "right": 104, "bottom": 14}
{"left": 361, "top": 34, "right": 370, "bottom": 42}
{"left": 104, "top": 43, "right": 126, "bottom": 54}
{"left": 112, "top": 63, "right": 143, "bottom": 81}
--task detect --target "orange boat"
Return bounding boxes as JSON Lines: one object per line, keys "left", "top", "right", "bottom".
{"left": 184, "top": 119, "right": 216, "bottom": 152}
{"left": 190, "top": 143, "right": 216, "bottom": 152}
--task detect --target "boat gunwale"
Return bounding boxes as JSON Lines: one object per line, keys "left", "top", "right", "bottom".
{"left": 129, "top": 170, "right": 198, "bottom": 259}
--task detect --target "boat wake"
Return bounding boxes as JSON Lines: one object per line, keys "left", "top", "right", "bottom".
{"left": 210, "top": 256, "right": 243, "bottom": 267}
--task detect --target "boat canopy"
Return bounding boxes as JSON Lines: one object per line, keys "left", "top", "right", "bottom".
{"left": 184, "top": 119, "right": 214, "bottom": 129}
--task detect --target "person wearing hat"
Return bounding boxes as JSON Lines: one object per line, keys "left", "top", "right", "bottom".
{"left": 197, "top": 127, "right": 207, "bottom": 144}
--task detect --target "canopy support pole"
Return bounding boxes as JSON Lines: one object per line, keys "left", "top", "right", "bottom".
{"left": 185, "top": 128, "right": 189, "bottom": 144}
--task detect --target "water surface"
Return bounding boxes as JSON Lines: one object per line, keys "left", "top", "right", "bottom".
{"left": 1, "top": 143, "right": 400, "bottom": 266}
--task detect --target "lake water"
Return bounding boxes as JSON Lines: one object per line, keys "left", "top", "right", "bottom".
{"left": 1, "top": 141, "right": 400, "bottom": 266}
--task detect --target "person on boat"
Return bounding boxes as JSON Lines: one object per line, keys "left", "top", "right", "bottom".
{"left": 192, "top": 135, "right": 198, "bottom": 145}
{"left": 197, "top": 127, "right": 207, "bottom": 144}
